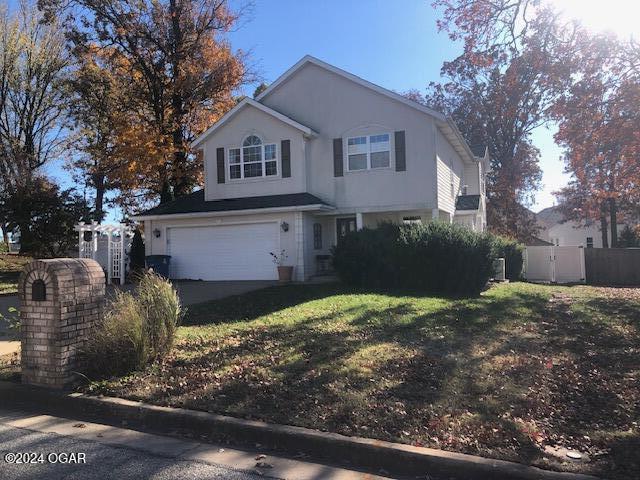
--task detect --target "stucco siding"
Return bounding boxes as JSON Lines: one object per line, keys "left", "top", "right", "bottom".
{"left": 260, "top": 63, "right": 438, "bottom": 211}
{"left": 202, "top": 106, "right": 307, "bottom": 201}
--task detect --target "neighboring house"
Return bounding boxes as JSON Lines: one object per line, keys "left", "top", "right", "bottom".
{"left": 536, "top": 206, "right": 612, "bottom": 248}
{"left": 133, "top": 56, "right": 490, "bottom": 281}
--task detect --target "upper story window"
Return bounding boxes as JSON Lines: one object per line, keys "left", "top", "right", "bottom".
{"left": 347, "top": 133, "right": 390, "bottom": 171}
{"left": 228, "top": 135, "right": 277, "bottom": 180}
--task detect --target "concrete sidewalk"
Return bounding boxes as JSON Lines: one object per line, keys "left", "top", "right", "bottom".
{"left": 0, "top": 408, "right": 391, "bottom": 480}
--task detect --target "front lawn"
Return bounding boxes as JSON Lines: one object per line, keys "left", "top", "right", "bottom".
{"left": 0, "top": 255, "right": 32, "bottom": 295}
{"left": 87, "top": 282, "right": 639, "bottom": 479}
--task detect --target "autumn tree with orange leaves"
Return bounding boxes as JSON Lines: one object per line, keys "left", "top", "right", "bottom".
{"left": 553, "top": 36, "right": 640, "bottom": 247}
{"left": 40, "top": 0, "right": 248, "bottom": 210}
{"left": 423, "top": 0, "right": 578, "bottom": 239}
{"left": 431, "top": 0, "right": 639, "bottom": 242}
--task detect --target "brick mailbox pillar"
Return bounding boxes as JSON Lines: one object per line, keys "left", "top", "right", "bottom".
{"left": 19, "top": 259, "right": 105, "bottom": 389}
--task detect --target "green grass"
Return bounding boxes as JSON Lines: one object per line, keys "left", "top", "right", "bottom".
{"left": 0, "top": 255, "right": 32, "bottom": 295}
{"left": 86, "top": 282, "right": 639, "bottom": 479}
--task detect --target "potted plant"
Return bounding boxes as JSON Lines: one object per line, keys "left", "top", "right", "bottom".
{"left": 270, "top": 249, "right": 293, "bottom": 282}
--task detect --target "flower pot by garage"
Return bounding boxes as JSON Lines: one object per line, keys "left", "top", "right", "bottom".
{"left": 277, "top": 266, "right": 294, "bottom": 282}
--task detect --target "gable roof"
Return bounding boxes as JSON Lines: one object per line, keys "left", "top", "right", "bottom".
{"left": 536, "top": 206, "right": 565, "bottom": 227}
{"left": 191, "top": 97, "right": 317, "bottom": 148}
{"left": 132, "top": 191, "right": 331, "bottom": 219}
{"left": 256, "top": 55, "right": 479, "bottom": 164}
{"left": 470, "top": 144, "right": 488, "bottom": 158}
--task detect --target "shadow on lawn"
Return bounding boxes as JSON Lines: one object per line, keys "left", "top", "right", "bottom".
{"left": 153, "top": 287, "right": 552, "bottom": 461}
{"left": 111, "top": 284, "right": 639, "bottom": 478}
{"left": 183, "top": 283, "right": 352, "bottom": 326}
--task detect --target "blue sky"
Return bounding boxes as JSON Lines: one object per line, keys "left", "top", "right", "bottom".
{"left": 46, "top": 0, "right": 568, "bottom": 221}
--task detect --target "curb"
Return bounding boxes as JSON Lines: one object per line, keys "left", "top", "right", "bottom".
{"left": 1, "top": 381, "right": 600, "bottom": 480}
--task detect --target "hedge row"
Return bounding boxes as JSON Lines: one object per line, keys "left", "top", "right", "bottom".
{"left": 331, "top": 222, "right": 523, "bottom": 295}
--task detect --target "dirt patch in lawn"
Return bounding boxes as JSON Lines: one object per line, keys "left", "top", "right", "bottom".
{"left": 84, "top": 282, "right": 640, "bottom": 479}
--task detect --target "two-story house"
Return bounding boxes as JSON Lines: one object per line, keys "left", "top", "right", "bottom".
{"left": 133, "top": 56, "right": 489, "bottom": 281}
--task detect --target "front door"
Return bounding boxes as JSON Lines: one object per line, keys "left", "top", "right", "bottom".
{"left": 336, "top": 217, "right": 357, "bottom": 241}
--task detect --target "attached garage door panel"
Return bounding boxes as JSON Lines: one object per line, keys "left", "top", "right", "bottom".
{"left": 167, "top": 223, "right": 279, "bottom": 280}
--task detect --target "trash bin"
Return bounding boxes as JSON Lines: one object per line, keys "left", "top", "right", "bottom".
{"left": 145, "top": 255, "right": 171, "bottom": 278}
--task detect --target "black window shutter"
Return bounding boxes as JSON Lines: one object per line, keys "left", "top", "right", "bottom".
{"left": 281, "top": 140, "right": 291, "bottom": 178}
{"left": 333, "top": 138, "right": 343, "bottom": 177}
{"left": 395, "top": 131, "right": 406, "bottom": 171}
{"left": 216, "top": 147, "right": 225, "bottom": 184}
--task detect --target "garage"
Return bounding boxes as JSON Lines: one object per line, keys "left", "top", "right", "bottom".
{"left": 166, "top": 222, "right": 280, "bottom": 280}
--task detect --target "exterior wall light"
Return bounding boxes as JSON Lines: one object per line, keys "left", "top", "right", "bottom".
{"left": 280, "top": 221, "right": 289, "bottom": 232}
{"left": 153, "top": 228, "right": 161, "bottom": 238}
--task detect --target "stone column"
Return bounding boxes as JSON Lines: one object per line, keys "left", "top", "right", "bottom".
{"left": 18, "top": 259, "right": 105, "bottom": 389}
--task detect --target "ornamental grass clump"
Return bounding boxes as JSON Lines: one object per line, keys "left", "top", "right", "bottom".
{"left": 84, "top": 272, "right": 183, "bottom": 378}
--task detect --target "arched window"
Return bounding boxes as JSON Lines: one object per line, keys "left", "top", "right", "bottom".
{"left": 243, "top": 135, "right": 262, "bottom": 147}
{"left": 229, "top": 135, "right": 277, "bottom": 180}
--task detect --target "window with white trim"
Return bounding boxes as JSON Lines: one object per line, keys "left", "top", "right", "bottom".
{"left": 347, "top": 133, "right": 390, "bottom": 171}
{"left": 228, "top": 135, "right": 277, "bottom": 180}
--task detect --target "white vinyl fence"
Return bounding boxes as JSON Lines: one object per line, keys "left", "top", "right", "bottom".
{"left": 524, "top": 246, "right": 586, "bottom": 284}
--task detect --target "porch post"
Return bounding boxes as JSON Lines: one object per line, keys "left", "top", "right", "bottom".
{"left": 77, "top": 228, "right": 83, "bottom": 258}
{"left": 355, "top": 212, "right": 363, "bottom": 230}
{"left": 106, "top": 231, "right": 112, "bottom": 285}
{"left": 294, "top": 212, "right": 305, "bottom": 282}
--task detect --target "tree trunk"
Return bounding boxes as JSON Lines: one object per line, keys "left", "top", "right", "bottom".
{"left": 0, "top": 223, "right": 9, "bottom": 248}
{"left": 93, "top": 175, "right": 106, "bottom": 223}
{"left": 169, "top": 0, "right": 190, "bottom": 199}
{"left": 159, "top": 180, "right": 173, "bottom": 204}
{"left": 600, "top": 209, "right": 609, "bottom": 248}
{"left": 609, "top": 198, "right": 618, "bottom": 248}
{"left": 18, "top": 222, "right": 33, "bottom": 255}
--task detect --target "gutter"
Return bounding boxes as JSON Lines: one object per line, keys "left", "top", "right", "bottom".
{"left": 131, "top": 204, "right": 335, "bottom": 222}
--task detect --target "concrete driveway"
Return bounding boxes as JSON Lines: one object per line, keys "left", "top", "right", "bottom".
{"left": 170, "top": 280, "right": 277, "bottom": 306}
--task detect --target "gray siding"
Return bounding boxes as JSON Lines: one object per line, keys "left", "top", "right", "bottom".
{"left": 261, "top": 63, "right": 439, "bottom": 212}
{"left": 202, "top": 106, "right": 306, "bottom": 201}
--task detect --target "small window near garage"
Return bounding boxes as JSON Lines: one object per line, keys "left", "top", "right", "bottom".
{"left": 586, "top": 237, "right": 594, "bottom": 248}
{"left": 313, "top": 223, "right": 322, "bottom": 249}
{"left": 402, "top": 216, "right": 421, "bottom": 225}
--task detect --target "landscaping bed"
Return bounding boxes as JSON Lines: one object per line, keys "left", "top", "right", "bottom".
{"left": 0, "top": 254, "right": 32, "bottom": 295}
{"left": 85, "top": 282, "right": 639, "bottom": 479}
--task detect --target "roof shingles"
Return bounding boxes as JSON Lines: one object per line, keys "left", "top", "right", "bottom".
{"left": 135, "top": 191, "right": 330, "bottom": 217}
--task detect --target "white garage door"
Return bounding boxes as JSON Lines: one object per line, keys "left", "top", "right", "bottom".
{"left": 167, "top": 223, "right": 279, "bottom": 280}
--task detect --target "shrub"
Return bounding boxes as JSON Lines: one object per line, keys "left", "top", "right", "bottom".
{"left": 129, "top": 229, "right": 146, "bottom": 272}
{"left": 84, "top": 272, "right": 183, "bottom": 378}
{"left": 490, "top": 236, "right": 525, "bottom": 281}
{"left": 332, "top": 222, "right": 496, "bottom": 295}
{"left": 0, "top": 241, "right": 7, "bottom": 253}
